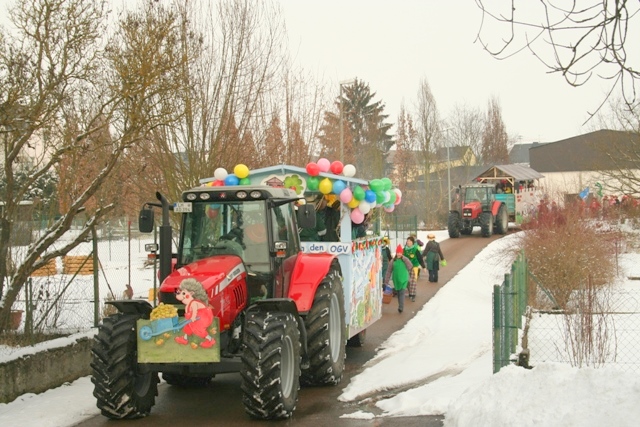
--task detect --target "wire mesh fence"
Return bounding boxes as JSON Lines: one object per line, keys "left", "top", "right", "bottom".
{"left": 525, "top": 289, "right": 640, "bottom": 373}
{"left": 2, "top": 219, "right": 162, "bottom": 358}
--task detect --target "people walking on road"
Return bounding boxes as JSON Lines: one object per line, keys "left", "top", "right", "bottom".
{"left": 403, "top": 236, "right": 425, "bottom": 301}
{"left": 423, "top": 233, "right": 445, "bottom": 283}
{"left": 384, "top": 245, "right": 413, "bottom": 313}
{"left": 381, "top": 237, "right": 392, "bottom": 288}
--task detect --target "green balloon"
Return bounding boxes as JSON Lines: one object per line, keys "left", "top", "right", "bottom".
{"left": 375, "top": 190, "right": 386, "bottom": 204}
{"left": 369, "top": 179, "right": 383, "bottom": 192}
{"left": 353, "top": 185, "right": 366, "bottom": 201}
{"left": 381, "top": 177, "right": 393, "bottom": 191}
{"left": 239, "top": 177, "right": 251, "bottom": 185}
{"left": 388, "top": 191, "right": 397, "bottom": 205}
{"left": 307, "top": 176, "right": 319, "bottom": 191}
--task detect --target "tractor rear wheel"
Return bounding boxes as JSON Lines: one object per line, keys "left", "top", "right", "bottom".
{"left": 448, "top": 212, "right": 461, "bottom": 238}
{"left": 495, "top": 204, "right": 508, "bottom": 235}
{"left": 91, "top": 313, "right": 159, "bottom": 419}
{"left": 301, "top": 268, "right": 346, "bottom": 386}
{"left": 480, "top": 212, "right": 494, "bottom": 237}
{"left": 240, "top": 311, "right": 301, "bottom": 419}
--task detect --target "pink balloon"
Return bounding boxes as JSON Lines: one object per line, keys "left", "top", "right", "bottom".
{"left": 384, "top": 205, "right": 395, "bottom": 213}
{"left": 340, "top": 188, "right": 353, "bottom": 203}
{"left": 350, "top": 208, "right": 365, "bottom": 224}
{"left": 317, "top": 158, "right": 330, "bottom": 172}
{"left": 394, "top": 194, "right": 402, "bottom": 205}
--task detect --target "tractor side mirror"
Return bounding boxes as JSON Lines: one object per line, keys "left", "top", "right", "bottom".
{"left": 296, "top": 203, "right": 316, "bottom": 229}
{"left": 138, "top": 207, "right": 155, "bottom": 233}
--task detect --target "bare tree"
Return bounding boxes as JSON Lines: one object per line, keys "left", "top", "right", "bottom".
{"left": 475, "top": 1, "right": 640, "bottom": 110}
{"left": 447, "top": 103, "right": 485, "bottom": 164}
{"left": 481, "top": 96, "right": 510, "bottom": 165}
{"left": 0, "top": 0, "right": 185, "bottom": 331}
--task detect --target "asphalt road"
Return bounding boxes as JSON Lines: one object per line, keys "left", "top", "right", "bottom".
{"left": 75, "top": 231, "right": 501, "bottom": 427}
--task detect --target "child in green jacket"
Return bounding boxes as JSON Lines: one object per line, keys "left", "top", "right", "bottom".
{"left": 384, "top": 245, "right": 413, "bottom": 313}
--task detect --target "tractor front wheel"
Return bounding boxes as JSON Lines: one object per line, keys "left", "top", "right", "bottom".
{"left": 91, "top": 313, "right": 159, "bottom": 419}
{"left": 480, "top": 212, "right": 494, "bottom": 237}
{"left": 448, "top": 212, "right": 461, "bottom": 238}
{"left": 495, "top": 204, "right": 508, "bottom": 235}
{"left": 240, "top": 311, "right": 301, "bottom": 419}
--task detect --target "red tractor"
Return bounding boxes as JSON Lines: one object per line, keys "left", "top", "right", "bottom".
{"left": 448, "top": 183, "right": 509, "bottom": 238}
{"left": 91, "top": 186, "right": 347, "bottom": 420}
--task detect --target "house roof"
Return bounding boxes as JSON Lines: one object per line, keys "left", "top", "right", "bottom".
{"left": 530, "top": 129, "right": 640, "bottom": 173}
{"left": 476, "top": 164, "right": 544, "bottom": 181}
{"left": 508, "top": 142, "right": 548, "bottom": 164}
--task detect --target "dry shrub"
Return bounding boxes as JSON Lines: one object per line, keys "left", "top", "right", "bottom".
{"left": 519, "top": 205, "right": 618, "bottom": 309}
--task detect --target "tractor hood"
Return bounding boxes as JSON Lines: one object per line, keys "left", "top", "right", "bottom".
{"left": 159, "top": 255, "right": 246, "bottom": 296}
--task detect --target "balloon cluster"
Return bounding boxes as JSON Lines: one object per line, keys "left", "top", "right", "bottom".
{"left": 206, "top": 164, "right": 251, "bottom": 187}
{"left": 305, "top": 158, "right": 402, "bottom": 224}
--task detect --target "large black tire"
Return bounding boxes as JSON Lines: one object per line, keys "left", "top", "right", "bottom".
{"left": 162, "top": 373, "right": 213, "bottom": 387}
{"left": 347, "top": 329, "right": 366, "bottom": 347}
{"left": 91, "top": 313, "right": 159, "bottom": 419}
{"left": 480, "top": 212, "right": 494, "bottom": 237}
{"left": 240, "top": 311, "right": 301, "bottom": 419}
{"left": 301, "top": 268, "right": 346, "bottom": 386}
{"left": 495, "top": 204, "right": 508, "bottom": 235}
{"left": 448, "top": 212, "right": 461, "bottom": 238}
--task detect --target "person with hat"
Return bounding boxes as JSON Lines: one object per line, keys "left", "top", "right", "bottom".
{"left": 422, "top": 233, "right": 445, "bottom": 283}
{"left": 403, "top": 236, "right": 426, "bottom": 301}
{"left": 381, "top": 237, "right": 392, "bottom": 287}
{"left": 383, "top": 245, "right": 413, "bottom": 313}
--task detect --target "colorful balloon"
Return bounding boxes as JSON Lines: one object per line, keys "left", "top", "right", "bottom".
{"left": 375, "top": 191, "right": 386, "bottom": 204}
{"left": 364, "top": 189, "right": 377, "bottom": 203}
{"left": 330, "top": 160, "right": 344, "bottom": 174}
{"left": 350, "top": 208, "right": 365, "bottom": 224}
{"left": 332, "top": 179, "right": 346, "bottom": 195}
{"left": 388, "top": 191, "right": 397, "bottom": 205}
{"left": 319, "top": 178, "right": 333, "bottom": 194}
{"left": 343, "top": 164, "right": 356, "bottom": 177}
{"left": 381, "top": 177, "right": 393, "bottom": 191}
{"left": 369, "top": 179, "right": 383, "bottom": 192}
{"left": 317, "top": 158, "right": 330, "bottom": 172}
{"left": 353, "top": 185, "right": 366, "bottom": 201}
{"left": 212, "top": 180, "right": 224, "bottom": 186}
{"left": 234, "top": 164, "right": 249, "bottom": 179}
{"left": 358, "top": 201, "right": 371, "bottom": 214}
{"left": 347, "top": 198, "right": 360, "bottom": 209}
{"left": 340, "top": 188, "right": 353, "bottom": 203}
{"left": 306, "top": 162, "right": 320, "bottom": 176}
{"left": 224, "top": 174, "right": 239, "bottom": 186}
{"left": 214, "top": 168, "right": 228, "bottom": 181}
{"left": 307, "top": 176, "right": 320, "bottom": 191}
{"left": 239, "top": 177, "right": 251, "bottom": 185}
{"left": 384, "top": 205, "right": 395, "bottom": 213}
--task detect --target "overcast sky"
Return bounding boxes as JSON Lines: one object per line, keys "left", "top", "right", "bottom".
{"left": 279, "top": 0, "right": 621, "bottom": 144}
{"left": 1, "top": 0, "right": 633, "bottom": 144}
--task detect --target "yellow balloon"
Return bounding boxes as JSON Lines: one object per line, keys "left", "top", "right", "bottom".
{"left": 319, "top": 178, "right": 332, "bottom": 194}
{"left": 347, "top": 198, "right": 360, "bottom": 209}
{"left": 234, "top": 164, "right": 249, "bottom": 179}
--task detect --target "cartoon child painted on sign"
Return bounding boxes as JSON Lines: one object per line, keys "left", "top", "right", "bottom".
{"left": 174, "top": 278, "right": 216, "bottom": 348}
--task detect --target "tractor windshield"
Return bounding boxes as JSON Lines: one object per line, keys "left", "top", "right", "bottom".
{"left": 464, "top": 186, "right": 492, "bottom": 205}
{"left": 179, "top": 201, "right": 270, "bottom": 269}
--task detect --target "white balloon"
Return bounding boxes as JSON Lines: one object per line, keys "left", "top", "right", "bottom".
{"left": 359, "top": 201, "right": 371, "bottom": 214}
{"left": 343, "top": 164, "right": 356, "bottom": 177}
{"left": 214, "top": 167, "right": 228, "bottom": 181}
{"left": 383, "top": 191, "right": 391, "bottom": 204}
{"left": 394, "top": 188, "right": 402, "bottom": 198}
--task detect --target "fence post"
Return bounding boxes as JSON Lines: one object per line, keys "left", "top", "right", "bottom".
{"left": 92, "top": 225, "right": 99, "bottom": 327}
{"left": 493, "top": 284, "right": 503, "bottom": 373}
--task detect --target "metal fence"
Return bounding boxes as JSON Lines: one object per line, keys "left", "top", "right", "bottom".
{"left": 4, "top": 219, "right": 160, "bottom": 355}
{"left": 493, "top": 251, "right": 640, "bottom": 374}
